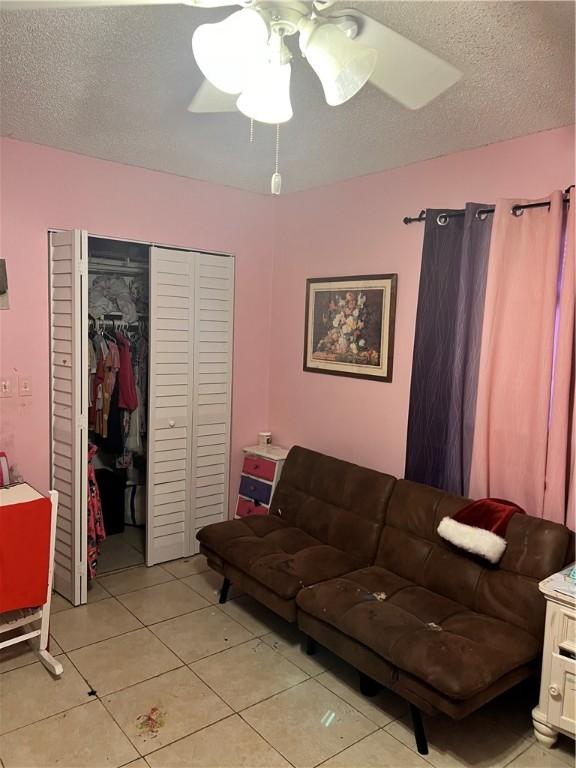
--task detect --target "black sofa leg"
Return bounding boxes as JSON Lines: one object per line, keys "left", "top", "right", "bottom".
{"left": 410, "top": 705, "right": 429, "bottom": 755}
{"left": 359, "top": 672, "right": 381, "bottom": 698}
{"left": 302, "top": 635, "right": 317, "bottom": 656}
{"left": 218, "top": 577, "right": 231, "bottom": 604}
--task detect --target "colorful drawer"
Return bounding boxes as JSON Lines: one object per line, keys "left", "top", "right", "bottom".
{"left": 235, "top": 445, "right": 289, "bottom": 520}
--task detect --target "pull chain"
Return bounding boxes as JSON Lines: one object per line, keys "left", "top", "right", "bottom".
{"left": 249, "top": 118, "right": 255, "bottom": 144}
{"left": 275, "top": 123, "right": 280, "bottom": 174}
{"left": 271, "top": 123, "right": 282, "bottom": 195}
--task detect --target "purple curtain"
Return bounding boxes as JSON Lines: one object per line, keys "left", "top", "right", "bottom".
{"left": 405, "top": 204, "right": 492, "bottom": 494}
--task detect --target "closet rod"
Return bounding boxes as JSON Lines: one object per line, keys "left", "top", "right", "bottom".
{"left": 403, "top": 186, "right": 573, "bottom": 225}
{"left": 89, "top": 264, "right": 146, "bottom": 276}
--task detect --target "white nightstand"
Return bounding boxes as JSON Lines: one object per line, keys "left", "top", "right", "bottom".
{"left": 532, "top": 565, "right": 576, "bottom": 747}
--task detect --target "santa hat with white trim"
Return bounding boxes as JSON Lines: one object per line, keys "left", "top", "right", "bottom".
{"left": 437, "top": 498, "right": 525, "bottom": 564}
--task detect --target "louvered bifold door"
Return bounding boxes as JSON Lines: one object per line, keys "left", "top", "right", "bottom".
{"left": 147, "top": 247, "right": 196, "bottom": 565}
{"left": 190, "top": 252, "right": 234, "bottom": 552}
{"left": 49, "top": 230, "right": 88, "bottom": 605}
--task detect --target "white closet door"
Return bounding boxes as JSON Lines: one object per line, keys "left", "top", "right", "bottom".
{"left": 147, "top": 247, "right": 195, "bottom": 564}
{"left": 190, "top": 253, "right": 234, "bottom": 552}
{"left": 147, "top": 248, "right": 234, "bottom": 565}
{"left": 49, "top": 230, "right": 88, "bottom": 605}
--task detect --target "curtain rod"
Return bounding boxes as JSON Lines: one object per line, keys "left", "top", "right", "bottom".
{"left": 403, "top": 186, "right": 574, "bottom": 225}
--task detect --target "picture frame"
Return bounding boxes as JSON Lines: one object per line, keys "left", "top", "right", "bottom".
{"left": 303, "top": 274, "right": 397, "bottom": 382}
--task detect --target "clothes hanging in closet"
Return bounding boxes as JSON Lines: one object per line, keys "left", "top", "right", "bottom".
{"left": 87, "top": 443, "right": 106, "bottom": 580}
{"left": 89, "top": 326, "right": 148, "bottom": 465}
{"left": 116, "top": 331, "right": 139, "bottom": 411}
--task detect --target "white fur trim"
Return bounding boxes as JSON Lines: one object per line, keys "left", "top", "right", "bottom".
{"left": 437, "top": 517, "right": 507, "bottom": 564}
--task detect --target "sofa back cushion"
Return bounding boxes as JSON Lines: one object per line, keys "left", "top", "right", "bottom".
{"left": 270, "top": 446, "right": 396, "bottom": 564}
{"left": 376, "top": 479, "right": 571, "bottom": 638}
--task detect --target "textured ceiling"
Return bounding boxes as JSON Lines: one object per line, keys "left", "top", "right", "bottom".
{"left": 1, "top": 1, "right": 574, "bottom": 193}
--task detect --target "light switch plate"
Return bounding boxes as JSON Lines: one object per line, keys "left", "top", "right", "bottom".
{"left": 0, "top": 378, "right": 13, "bottom": 397}
{"left": 18, "top": 376, "right": 32, "bottom": 396}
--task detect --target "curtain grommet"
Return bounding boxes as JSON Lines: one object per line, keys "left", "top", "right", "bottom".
{"left": 436, "top": 213, "right": 449, "bottom": 226}
{"left": 511, "top": 205, "right": 524, "bottom": 217}
{"left": 476, "top": 209, "right": 489, "bottom": 221}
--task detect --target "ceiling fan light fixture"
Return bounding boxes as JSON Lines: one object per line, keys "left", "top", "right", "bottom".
{"left": 192, "top": 8, "right": 269, "bottom": 95}
{"left": 299, "top": 19, "right": 377, "bottom": 106}
{"left": 236, "top": 60, "right": 293, "bottom": 124}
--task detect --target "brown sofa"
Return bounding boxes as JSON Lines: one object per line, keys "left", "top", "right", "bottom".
{"left": 197, "top": 446, "right": 571, "bottom": 755}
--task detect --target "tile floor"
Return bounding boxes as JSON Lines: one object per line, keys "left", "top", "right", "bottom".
{"left": 98, "top": 528, "right": 146, "bottom": 574}
{"left": 1, "top": 555, "right": 575, "bottom": 768}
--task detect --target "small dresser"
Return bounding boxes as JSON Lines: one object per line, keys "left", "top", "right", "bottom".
{"left": 533, "top": 565, "right": 576, "bottom": 747}
{"left": 235, "top": 445, "right": 289, "bottom": 519}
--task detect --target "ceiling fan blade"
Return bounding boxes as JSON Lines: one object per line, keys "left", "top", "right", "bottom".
{"left": 188, "top": 79, "right": 238, "bottom": 113}
{"left": 1, "top": 0, "right": 239, "bottom": 8}
{"left": 332, "top": 9, "right": 462, "bottom": 110}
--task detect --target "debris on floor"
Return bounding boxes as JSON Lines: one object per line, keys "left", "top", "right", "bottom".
{"left": 136, "top": 706, "right": 166, "bottom": 738}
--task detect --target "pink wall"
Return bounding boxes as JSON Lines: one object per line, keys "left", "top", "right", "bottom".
{"left": 0, "top": 138, "right": 275, "bottom": 508}
{"left": 269, "top": 125, "right": 575, "bottom": 478}
{"left": 1, "top": 125, "right": 573, "bottom": 509}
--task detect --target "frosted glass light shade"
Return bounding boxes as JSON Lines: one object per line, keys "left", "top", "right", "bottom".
{"left": 237, "top": 61, "right": 293, "bottom": 124}
{"left": 192, "top": 9, "right": 269, "bottom": 95}
{"left": 300, "top": 22, "right": 377, "bottom": 106}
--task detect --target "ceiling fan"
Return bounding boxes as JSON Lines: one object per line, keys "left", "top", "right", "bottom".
{"left": 3, "top": 0, "right": 462, "bottom": 124}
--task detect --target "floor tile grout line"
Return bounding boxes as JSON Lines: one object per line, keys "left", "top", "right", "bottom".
{"left": 381, "top": 713, "right": 534, "bottom": 768}
{"left": 500, "top": 739, "right": 537, "bottom": 768}
{"left": 104, "top": 698, "right": 288, "bottom": 764}
{"left": 0, "top": 692, "right": 101, "bottom": 739}
{"left": 53, "top": 598, "right": 146, "bottom": 654}
{"left": 90, "top": 596, "right": 194, "bottom": 669}
{"left": 235, "top": 711, "right": 298, "bottom": 768}
{"left": 0, "top": 642, "right": 65, "bottom": 676}
{"left": 234, "top": 674, "right": 385, "bottom": 766}
{"left": 189, "top": 633, "right": 310, "bottom": 675}
{"left": 88, "top": 578, "right": 112, "bottom": 599}
{"left": 143, "top": 607, "right": 259, "bottom": 666}
{"left": 116, "top": 595, "right": 213, "bottom": 627}
{"left": 233, "top": 675, "right": 314, "bottom": 716}
{"left": 170, "top": 633, "right": 258, "bottom": 667}
{"left": 97, "top": 562, "right": 171, "bottom": 582}
{"left": 97, "top": 571, "right": 177, "bottom": 597}
{"left": 115, "top": 588, "right": 261, "bottom": 677}
{"left": 96, "top": 669, "right": 234, "bottom": 759}
{"left": 89, "top": 651, "right": 185, "bottom": 698}
{"left": 112, "top": 708, "right": 236, "bottom": 760}
{"left": 313, "top": 671, "right": 408, "bottom": 730}
{"left": 379, "top": 724, "right": 437, "bottom": 768}
{"left": 189, "top": 642, "right": 312, "bottom": 713}
{"left": 258, "top": 632, "right": 334, "bottom": 677}
{"left": 311, "top": 723, "right": 405, "bottom": 768}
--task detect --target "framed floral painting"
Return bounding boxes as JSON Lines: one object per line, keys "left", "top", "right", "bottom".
{"left": 303, "top": 274, "right": 397, "bottom": 382}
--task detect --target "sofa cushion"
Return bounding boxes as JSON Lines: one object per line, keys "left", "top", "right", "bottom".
{"left": 375, "top": 480, "right": 571, "bottom": 638}
{"left": 269, "top": 446, "right": 396, "bottom": 563}
{"left": 197, "top": 515, "right": 362, "bottom": 600}
{"left": 296, "top": 566, "right": 540, "bottom": 700}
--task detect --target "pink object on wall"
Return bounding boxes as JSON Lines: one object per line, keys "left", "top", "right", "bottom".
{"left": 269, "top": 126, "right": 575, "bottom": 479}
{"left": 0, "top": 138, "right": 275, "bottom": 512}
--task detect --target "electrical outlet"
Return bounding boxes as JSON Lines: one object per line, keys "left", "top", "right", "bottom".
{"left": 18, "top": 376, "right": 32, "bottom": 397}
{"left": 0, "top": 378, "right": 13, "bottom": 397}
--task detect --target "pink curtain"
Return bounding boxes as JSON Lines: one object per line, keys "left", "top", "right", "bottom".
{"left": 470, "top": 191, "right": 574, "bottom": 526}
